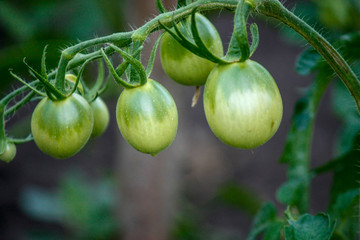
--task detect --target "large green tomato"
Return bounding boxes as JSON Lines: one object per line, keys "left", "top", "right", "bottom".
{"left": 31, "top": 93, "right": 94, "bottom": 159}
{"left": 203, "top": 60, "right": 283, "bottom": 149}
{"left": 90, "top": 97, "right": 110, "bottom": 138}
{"left": 160, "top": 14, "right": 223, "bottom": 86}
{"left": 116, "top": 79, "right": 178, "bottom": 155}
{"left": 0, "top": 142, "right": 16, "bottom": 163}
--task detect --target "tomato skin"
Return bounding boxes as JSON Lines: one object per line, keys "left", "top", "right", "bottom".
{"left": 31, "top": 93, "right": 94, "bottom": 159}
{"left": 116, "top": 79, "right": 178, "bottom": 155}
{"left": 90, "top": 97, "right": 110, "bottom": 138}
{"left": 203, "top": 60, "right": 283, "bottom": 149}
{"left": 160, "top": 14, "right": 223, "bottom": 86}
{"left": 0, "top": 142, "right": 16, "bottom": 163}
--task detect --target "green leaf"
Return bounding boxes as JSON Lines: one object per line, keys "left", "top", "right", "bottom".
{"left": 295, "top": 47, "right": 322, "bottom": 76}
{"left": 330, "top": 189, "right": 359, "bottom": 240}
{"left": 216, "top": 182, "right": 262, "bottom": 216}
{"left": 276, "top": 177, "right": 308, "bottom": 207}
{"left": 279, "top": 70, "right": 332, "bottom": 213}
{"left": 330, "top": 137, "right": 360, "bottom": 205}
{"left": 246, "top": 202, "right": 282, "bottom": 240}
{"left": 330, "top": 189, "right": 359, "bottom": 218}
{"left": 332, "top": 79, "right": 360, "bottom": 156}
{"left": 263, "top": 221, "right": 284, "bottom": 240}
{"left": 284, "top": 213, "right": 336, "bottom": 240}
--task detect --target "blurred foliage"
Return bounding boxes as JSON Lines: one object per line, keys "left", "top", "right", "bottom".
{"left": 20, "top": 172, "right": 118, "bottom": 240}
{"left": 0, "top": 0, "right": 126, "bottom": 94}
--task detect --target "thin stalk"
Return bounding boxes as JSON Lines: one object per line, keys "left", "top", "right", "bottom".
{"left": 256, "top": 0, "right": 360, "bottom": 113}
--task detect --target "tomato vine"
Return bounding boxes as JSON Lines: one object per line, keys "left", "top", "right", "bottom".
{"left": 0, "top": 0, "right": 359, "bottom": 238}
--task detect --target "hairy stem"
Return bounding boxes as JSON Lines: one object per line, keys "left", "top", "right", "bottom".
{"left": 256, "top": 0, "right": 360, "bottom": 113}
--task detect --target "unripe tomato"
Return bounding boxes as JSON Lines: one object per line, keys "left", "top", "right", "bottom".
{"left": 90, "top": 97, "right": 110, "bottom": 138}
{"left": 0, "top": 142, "right": 16, "bottom": 163}
{"left": 203, "top": 60, "right": 283, "bottom": 149}
{"left": 116, "top": 79, "right": 178, "bottom": 155}
{"left": 31, "top": 93, "right": 94, "bottom": 159}
{"left": 160, "top": 14, "right": 223, "bottom": 86}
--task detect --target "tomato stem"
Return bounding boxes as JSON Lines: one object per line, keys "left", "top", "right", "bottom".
{"left": 256, "top": 0, "right": 360, "bottom": 114}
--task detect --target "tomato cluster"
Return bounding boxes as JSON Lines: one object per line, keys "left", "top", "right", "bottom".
{"left": 28, "top": 14, "right": 282, "bottom": 159}
{"left": 160, "top": 14, "right": 283, "bottom": 149}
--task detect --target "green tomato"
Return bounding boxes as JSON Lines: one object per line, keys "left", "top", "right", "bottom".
{"left": 0, "top": 142, "right": 16, "bottom": 163}
{"left": 90, "top": 97, "right": 110, "bottom": 138}
{"left": 116, "top": 79, "right": 178, "bottom": 155}
{"left": 160, "top": 13, "right": 223, "bottom": 86}
{"left": 203, "top": 60, "right": 283, "bottom": 149}
{"left": 31, "top": 93, "right": 94, "bottom": 159}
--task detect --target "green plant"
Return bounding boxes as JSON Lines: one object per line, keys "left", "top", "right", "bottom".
{"left": 160, "top": 13, "right": 223, "bottom": 86}
{"left": 1, "top": 0, "right": 359, "bottom": 239}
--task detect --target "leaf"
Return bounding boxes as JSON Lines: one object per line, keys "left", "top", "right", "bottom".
{"left": 279, "top": 70, "right": 332, "bottom": 213}
{"left": 332, "top": 79, "right": 360, "bottom": 156}
{"left": 330, "top": 189, "right": 359, "bottom": 239}
{"left": 330, "top": 189, "right": 359, "bottom": 219}
{"left": 295, "top": 47, "right": 322, "bottom": 76}
{"left": 246, "top": 202, "right": 283, "bottom": 240}
{"left": 284, "top": 213, "right": 336, "bottom": 240}
{"left": 276, "top": 177, "right": 308, "bottom": 207}
{"left": 216, "top": 182, "right": 262, "bottom": 216}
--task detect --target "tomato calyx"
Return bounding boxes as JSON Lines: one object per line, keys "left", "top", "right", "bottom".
{"left": 159, "top": 9, "right": 227, "bottom": 65}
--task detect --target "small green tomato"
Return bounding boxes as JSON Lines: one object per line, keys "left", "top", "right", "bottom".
{"left": 116, "top": 79, "right": 178, "bottom": 155}
{"left": 203, "top": 60, "right": 283, "bottom": 149}
{"left": 90, "top": 97, "right": 110, "bottom": 138}
{"left": 160, "top": 13, "right": 223, "bottom": 86}
{"left": 0, "top": 142, "right": 16, "bottom": 163}
{"left": 31, "top": 93, "right": 94, "bottom": 159}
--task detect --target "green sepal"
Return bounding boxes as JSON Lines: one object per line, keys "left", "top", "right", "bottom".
{"left": 189, "top": 9, "right": 227, "bottom": 64}
{"left": 9, "top": 71, "right": 46, "bottom": 97}
{"left": 8, "top": 134, "right": 33, "bottom": 144}
{"left": 5, "top": 91, "right": 36, "bottom": 117}
{"left": 234, "top": 0, "right": 252, "bottom": 62}
{"left": 41, "top": 45, "right": 48, "bottom": 80}
{"left": 109, "top": 43, "right": 147, "bottom": 86}
{"left": 125, "top": 41, "right": 143, "bottom": 85}
{"left": 249, "top": 23, "right": 259, "bottom": 57}
{"left": 167, "top": 20, "right": 203, "bottom": 58}
{"left": 156, "top": 0, "right": 167, "bottom": 13}
{"left": 23, "top": 59, "right": 66, "bottom": 100}
{"left": 224, "top": 0, "right": 253, "bottom": 61}
{"left": 100, "top": 48, "right": 137, "bottom": 89}
{"left": 118, "top": 46, "right": 142, "bottom": 79}
{"left": 68, "top": 56, "right": 97, "bottom": 97}
{"left": 85, "top": 61, "right": 111, "bottom": 102}
{"left": 159, "top": 17, "right": 227, "bottom": 64}
{"left": 146, "top": 33, "right": 163, "bottom": 77}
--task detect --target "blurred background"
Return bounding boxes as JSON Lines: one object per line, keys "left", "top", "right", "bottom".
{"left": 0, "top": 0, "right": 359, "bottom": 239}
